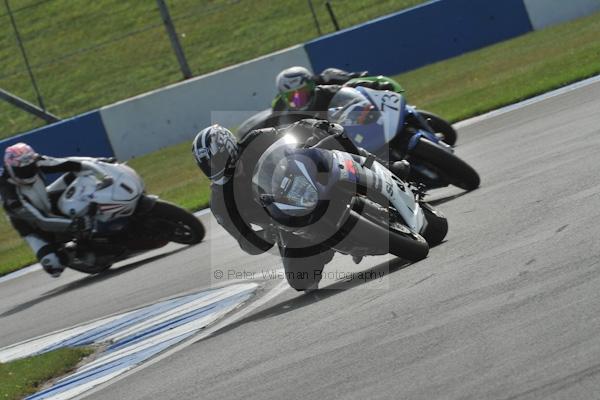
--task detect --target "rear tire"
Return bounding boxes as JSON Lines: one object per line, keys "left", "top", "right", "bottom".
{"left": 417, "top": 110, "right": 457, "bottom": 146}
{"left": 412, "top": 137, "right": 480, "bottom": 191}
{"left": 419, "top": 203, "right": 448, "bottom": 246}
{"left": 147, "top": 201, "right": 205, "bottom": 245}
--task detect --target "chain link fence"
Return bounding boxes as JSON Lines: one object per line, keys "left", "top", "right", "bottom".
{"left": 0, "top": 0, "right": 424, "bottom": 138}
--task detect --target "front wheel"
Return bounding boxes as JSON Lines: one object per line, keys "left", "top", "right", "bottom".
{"left": 278, "top": 245, "right": 332, "bottom": 292}
{"left": 417, "top": 110, "right": 457, "bottom": 146}
{"left": 343, "top": 209, "right": 429, "bottom": 262}
{"left": 146, "top": 201, "right": 205, "bottom": 245}
{"left": 411, "top": 137, "right": 480, "bottom": 191}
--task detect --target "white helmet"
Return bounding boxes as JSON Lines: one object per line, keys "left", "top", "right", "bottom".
{"left": 192, "top": 125, "right": 239, "bottom": 185}
{"left": 275, "top": 66, "right": 315, "bottom": 110}
{"left": 3, "top": 142, "right": 40, "bottom": 185}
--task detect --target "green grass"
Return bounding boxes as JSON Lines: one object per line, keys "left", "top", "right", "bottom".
{"left": 127, "top": 141, "right": 212, "bottom": 211}
{"left": 1, "top": 11, "right": 600, "bottom": 276}
{"left": 1, "top": 0, "right": 425, "bottom": 138}
{"left": 0, "top": 347, "right": 92, "bottom": 400}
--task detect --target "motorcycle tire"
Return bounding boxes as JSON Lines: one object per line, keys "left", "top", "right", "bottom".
{"left": 278, "top": 245, "right": 331, "bottom": 292}
{"left": 147, "top": 201, "right": 205, "bottom": 245}
{"left": 419, "top": 202, "right": 448, "bottom": 247}
{"left": 416, "top": 109, "right": 457, "bottom": 146}
{"left": 345, "top": 210, "right": 429, "bottom": 262}
{"left": 412, "top": 137, "right": 480, "bottom": 191}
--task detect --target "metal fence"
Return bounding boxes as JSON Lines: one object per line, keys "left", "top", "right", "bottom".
{"left": 0, "top": 0, "right": 423, "bottom": 137}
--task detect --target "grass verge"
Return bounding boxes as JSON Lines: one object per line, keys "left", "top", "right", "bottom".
{"left": 1, "top": 11, "right": 599, "bottom": 276}
{"left": 0, "top": 347, "right": 92, "bottom": 400}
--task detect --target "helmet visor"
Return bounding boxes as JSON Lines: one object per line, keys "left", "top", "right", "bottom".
{"left": 282, "top": 84, "right": 314, "bottom": 110}
{"left": 13, "top": 163, "right": 38, "bottom": 180}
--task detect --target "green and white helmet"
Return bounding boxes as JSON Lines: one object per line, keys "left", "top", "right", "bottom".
{"left": 275, "top": 66, "right": 315, "bottom": 110}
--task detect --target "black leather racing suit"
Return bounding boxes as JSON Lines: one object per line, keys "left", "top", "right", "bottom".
{"left": 209, "top": 119, "right": 374, "bottom": 284}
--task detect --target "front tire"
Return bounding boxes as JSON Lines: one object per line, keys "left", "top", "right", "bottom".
{"left": 411, "top": 137, "right": 480, "bottom": 191}
{"left": 417, "top": 110, "right": 457, "bottom": 146}
{"left": 344, "top": 209, "right": 429, "bottom": 262}
{"left": 279, "top": 246, "right": 332, "bottom": 292}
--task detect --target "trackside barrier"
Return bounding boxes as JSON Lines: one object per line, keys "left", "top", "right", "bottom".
{"left": 99, "top": 45, "right": 312, "bottom": 160}
{"left": 304, "top": 0, "right": 533, "bottom": 76}
{"left": 0, "top": 111, "right": 114, "bottom": 160}
{"left": 523, "top": 0, "right": 600, "bottom": 30}
{"left": 10, "top": 0, "right": 600, "bottom": 162}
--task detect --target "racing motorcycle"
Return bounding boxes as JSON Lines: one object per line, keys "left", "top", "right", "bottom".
{"left": 327, "top": 86, "right": 479, "bottom": 190}
{"left": 19, "top": 159, "right": 205, "bottom": 274}
{"left": 238, "top": 76, "right": 457, "bottom": 146}
{"left": 252, "top": 133, "right": 448, "bottom": 290}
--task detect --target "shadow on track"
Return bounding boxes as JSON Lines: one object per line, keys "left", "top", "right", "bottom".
{"left": 426, "top": 191, "right": 468, "bottom": 207}
{"left": 209, "top": 257, "right": 414, "bottom": 338}
{"left": 0, "top": 247, "right": 188, "bottom": 318}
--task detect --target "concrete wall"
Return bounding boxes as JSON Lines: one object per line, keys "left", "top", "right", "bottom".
{"left": 523, "top": 0, "right": 600, "bottom": 30}
{"left": 304, "top": 0, "right": 533, "bottom": 76}
{"left": 99, "top": 45, "right": 311, "bottom": 160}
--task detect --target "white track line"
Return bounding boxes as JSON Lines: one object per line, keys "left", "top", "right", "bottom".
{"left": 454, "top": 74, "right": 600, "bottom": 129}
{"left": 75, "top": 279, "right": 290, "bottom": 400}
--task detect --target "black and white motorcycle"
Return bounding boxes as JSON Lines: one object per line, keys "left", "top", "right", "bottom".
{"left": 18, "top": 158, "right": 205, "bottom": 274}
{"left": 253, "top": 133, "right": 448, "bottom": 290}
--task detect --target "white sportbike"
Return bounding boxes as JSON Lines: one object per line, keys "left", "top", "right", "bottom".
{"left": 18, "top": 158, "right": 205, "bottom": 274}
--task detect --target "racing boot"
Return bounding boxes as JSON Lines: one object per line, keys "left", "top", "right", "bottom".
{"left": 25, "top": 234, "right": 65, "bottom": 277}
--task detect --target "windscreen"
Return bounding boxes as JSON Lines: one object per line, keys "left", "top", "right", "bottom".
{"left": 327, "top": 87, "right": 381, "bottom": 126}
{"left": 252, "top": 136, "right": 319, "bottom": 217}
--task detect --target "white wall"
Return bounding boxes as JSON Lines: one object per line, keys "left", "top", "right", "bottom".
{"left": 523, "top": 0, "right": 600, "bottom": 30}
{"left": 100, "top": 45, "right": 312, "bottom": 160}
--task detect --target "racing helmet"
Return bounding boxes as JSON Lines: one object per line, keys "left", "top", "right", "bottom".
{"left": 3, "top": 142, "right": 40, "bottom": 185}
{"left": 192, "top": 125, "right": 239, "bottom": 185}
{"left": 275, "top": 66, "right": 315, "bottom": 110}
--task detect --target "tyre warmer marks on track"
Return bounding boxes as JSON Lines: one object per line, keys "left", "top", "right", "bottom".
{"left": 0, "top": 283, "right": 257, "bottom": 400}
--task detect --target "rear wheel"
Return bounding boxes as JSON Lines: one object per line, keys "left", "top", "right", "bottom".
{"left": 417, "top": 110, "right": 457, "bottom": 146}
{"left": 411, "top": 137, "right": 480, "bottom": 191}
{"left": 146, "top": 201, "right": 205, "bottom": 244}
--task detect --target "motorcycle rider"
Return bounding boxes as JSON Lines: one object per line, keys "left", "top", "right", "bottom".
{"left": 272, "top": 66, "right": 396, "bottom": 114}
{"left": 193, "top": 119, "right": 409, "bottom": 291}
{"left": 0, "top": 143, "right": 110, "bottom": 277}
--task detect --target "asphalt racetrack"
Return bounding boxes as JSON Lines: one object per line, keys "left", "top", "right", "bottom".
{"left": 2, "top": 79, "right": 600, "bottom": 399}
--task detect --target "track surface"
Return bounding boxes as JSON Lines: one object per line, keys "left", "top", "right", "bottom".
{"left": 2, "top": 80, "right": 600, "bottom": 399}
